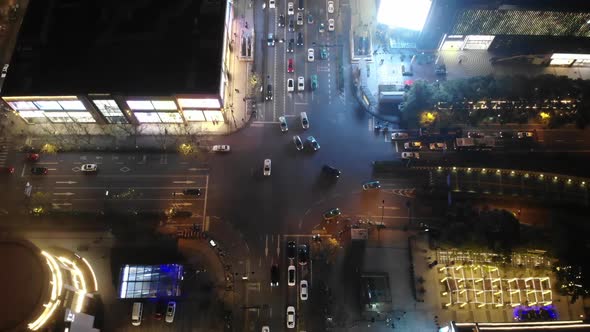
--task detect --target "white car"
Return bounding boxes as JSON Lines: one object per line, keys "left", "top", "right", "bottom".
{"left": 288, "top": 265, "right": 296, "bottom": 286}
{"left": 263, "top": 159, "right": 271, "bottom": 176}
{"left": 81, "top": 164, "right": 98, "bottom": 172}
{"left": 287, "top": 2, "right": 294, "bottom": 15}
{"left": 262, "top": 327, "right": 270, "bottom": 332}
{"left": 328, "top": 18, "right": 335, "bottom": 31}
{"left": 269, "top": 0, "right": 275, "bottom": 9}
{"left": 1, "top": 64, "right": 8, "bottom": 78}
{"left": 307, "top": 48, "right": 315, "bottom": 62}
{"left": 300, "top": 112, "right": 309, "bottom": 129}
{"left": 300, "top": 280, "right": 308, "bottom": 300}
{"left": 212, "top": 145, "right": 231, "bottom": 152}
{"left": 286, "top": 306, "right": 296, "bottom": 329}
{"left": 293, "top": 135, "right": 304, "bottom": 150}
{"left": 279, "top": 116, "right": 288, "bottom": 132}
{"left": 401, "top": 152, "right": 420, "bottom": 160}
{"left": 287, "top": 78, "right": 294, "bottom": 92}
{"left": 297, "top": 12, "right": 303, "bottom": 25}
{"left": 165, "top": 301, "right": 176, "bottom": 323}
{"left": 328, "top": 0, "right": 334, "bottom": 13}
{"left": 391, "top": 132, "right": 409, "bottom": 140}
{"left": 297, "top": 76, "right": 305, "bottom": 91}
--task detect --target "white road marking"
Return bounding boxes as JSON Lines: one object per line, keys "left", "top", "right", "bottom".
{"left": 55, "top": 181, "right": 77, "bottom": 184}
{"left": 173, "top": 180, "right": 196, "bottom": 184}
{"left": 203, "top": 175, "right": 209, "bottom": 225}
{"left": 36, "top": 162, "right": 58, "bottom": 165}
{"left": 53, "top": 192, "right": 75, "bottom": 196}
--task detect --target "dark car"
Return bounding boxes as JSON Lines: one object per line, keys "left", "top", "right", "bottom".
{"left": 287, "top": 39, "right": 294, "bottom": 53}
{"left": 323, "top": 208, "right": 341, "bottom": 221}
{"left": 298, "top": 244, "right": 309, "bottom": 265}
{"left": 31, "top": 167, "right": 48, "bottom": 175}
{"left": 288, "top": 18, "right": 294, "bottom": 31}
{"left": 182, "top": 189, "right": 202, "bottom": 196}
{"left": 266, "top": 84, "right": 273, "bottom": 101}
{"left": 154, "top": 301, "right": 166, "bottom": 320}
{"left": 322, "top": 165, "right": 341, "bottom": 178}
{"left": 297, "top": 32, "right": 303, "bottom": 46}
{"left": 498, "top": 131, "right": 514, "bottom": 139}
{"left": 287, "top": 241, "right": 296, "bottom": 260}
{"left": 278, "top": 14, "right": 285, "bottom": 27}
{"left": 270, "top": 264, "right": 279, "bottom": 287}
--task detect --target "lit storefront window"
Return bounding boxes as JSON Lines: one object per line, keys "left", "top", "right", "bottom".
{"left": 177, "top": 98, "right": 221, "bottom": 109}
{"left": 183, "top": 110, "right": 206, "bottom": 121}
{"left": 158, "top": 112, "right": 183, "bottom": 123}
{"left": 92, "top": 99, "right": 128, "bottom": 124}
{"left": 4, "top": 97, "right": 96, "bottom": 123}
{"left": 203, "top": 110, "right": 224, "bottom": 122}
{"left": 134, "top": 112, "right": 161, "bottom": 123}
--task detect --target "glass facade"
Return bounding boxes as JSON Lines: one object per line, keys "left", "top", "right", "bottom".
{"left": 92, "top": 99, "right": 128, "bottom": 123}
{"left": 119, "top": 264, "right": 184, "bottom": 299}
{"left": 3, "top": 97, "right": 96, "bottom": 124}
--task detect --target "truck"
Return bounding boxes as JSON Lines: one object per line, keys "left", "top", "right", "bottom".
{"left": 455, "top": 137, "right": 495, "bottom": 151}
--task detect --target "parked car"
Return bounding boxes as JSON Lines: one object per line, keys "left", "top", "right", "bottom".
{"left": 391, "top": 132, "right": 409, "bottom": 140}
{"left": 31, "top": 167, "right": 48, "bottom": 175}
{"left": 401, "top": 152, "right": 420, "bottom": 159}
{"left": 467, "top": 131, "right": 484, "bottom": 138}
{"left": 287, "top": 78, "right": 294, "bottom": 92}
{"left": 263, "top": 159, "right": 271, "bottom": 176}
{"left": 270, "top": 264, "right": 279, "bottom": 287}
{"left": 362, "top": 180, "right": 381, "bottom": 190}
{"left": 279, "top": 116, "right": 288, "bottom": 132}
{"left": 165, "top": 301, "right": 176, "bottom": 323}
{"left": 498, "top": 131, "right": 514, "bottom": 139}
{"left": 517, "top": 131, "right": 535, "bottom": 139}
{"left": 293, "top": 135, "right": 304, "bottom": 150}
{"left": 307, "top": 136, "right": 319, "bottom": 150}
{"left": 323, "top": 207, "right": 341, "bottom": 220}
{"left": 153, "top": 301, "right": 166, "bottom": 320}
{"left": 300, "top": 280, "right": 308, "bottom": 300}
{"left": 404, "top": 141, "right": 422, "bottom": 150}
{"left": 300, "top": 112, "right": 309, "bottom": 129}
{"left": 429, "top": 142, "right": 447, "bottom": 151}
{"left": 182, "top": 189, "right": 202, "bottom": 196}
{"left": 322, "top": 165, "right": 341, "bottom": 178}
{"left": 81, "top": 163, "right": 98, "bottom": 173}
{"left": 288, "top": 265, "right": 296, "bottom": 286}
{"left": 212, "top": 145, "right": 231, "bottom": 152}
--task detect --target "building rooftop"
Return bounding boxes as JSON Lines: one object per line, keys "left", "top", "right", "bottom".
{"left": 2, "top": 0, "right": 226, "bottom": 97}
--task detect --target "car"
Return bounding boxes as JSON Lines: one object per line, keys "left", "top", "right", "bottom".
{"left": 320, "top": 47, "right": 328, "bottom": 59}
{"left": 271, "top": 264, "right": 279, "bottom": 287}
{"left": 287, "top": 38, "right": 294, "bottom": 52}
{"left": 307, "top": 136, "right": 319, "bottom": 150}
{"left": 307, "top": 13, "right": 314, "bottom": 24}
{"left": 517, "top": 131, "right": 535, "bottom": 139}
{"left": 212, "top": 144, "right": 231, "bottom": 152}
{"left": 31, "top": 167, "right": 48, "bottom": 175}
{"left": 319, "top": 22, "right": 325, "bottom": 33}
{"left": 287, "top": 2, "right": 294, "bottom": 15}
{"left": 467, "top": 131, "right": 484, "bottom": 138}
{"left": 278, "top": 14, "right": 285, "bottom": 27}
{"left": 298, "top": 244, "right": 309, "bottom": 265}
{"left": 288, "top": 58, "right": 294, "bottom": 73}
{"left": 429, "top": 142, "right": 447, "bottom": 151}
{"left": 300, "top": 280, "right": 308, "bottom": 300}
{"left": 498, "top": 131, "right": 514, "bottom": 139}
{"left": 323, "top": 208, "right": 341, "bottom": 221}
{"left": 1, "top": 64, "right": 8, "bottom": 78}
{"left": 262, "top": 326, "right": 270, "bottom": 332}
{"left": 153, "top": 301, "right": 166, "bottom": 320}
{"left": 311, "top": 75, "right": 318, "bottom": 90}
{"left": 297, "top": 12, "right": 303, "bottom": 25}
{"left": 391, "top": 132, "right": 409, "bottom": 140}
{"left": 322, "top": 165, "right": 341, "bottom": 178}
{"left": 287, "top": 78, "right": 294, "bottom": 92}
{"left": 362, "top": 180, "right": 381, "bottom": 190}
{"left": 286, "top": 306, "right": 296, "bottom": 329}
{"left": 266, "top": 84, "right": 273, "bottom": 100}
{"left": 296, "top": 32, "right": 303, "bottom": 46}
{"left": 0, "top": 166, "right": 15, "bottom": 174}
{"left": 328, "top": 18, "right": 335, "bottom": 31}
{"left": 165, "top": 301, "right": 176, "bottom": 323}
{"left": 279, "top": 116, "right": 288, "bottom": 132}
{"left": 81, "top": 163, "right": 98, "bottom": 172}
{"left": 307, "top": 48, "right": 314, "bottom": 62}
{"left": 297, "top": 76, "right": 305, "bottom": 91}
{"left": 269, "top": 0, "right": 275, "bottom": 8}
{"left": 267, "top": 33, "right": 275, "bottom": 46}
{"left": 328, "top": 0, "right": 334, "bottom": 13}
{"left": 404, "top": 141, "right": 422, "bottom": 150}
{"left": 293, "top": 135, "right": 304, "bottom": 150}
{"left": 287, "top": 241, "right": 296, "bottom": 259}
{"left": 27, "top": 153, "right": 40, "bottom": 161}
{"left": 288, "top": 18, "right": 294, "bottom": 31}
{"left": 288, "top": 265, "right": 296, "bottom": 286}
{"left": 401, "top": 152, "right": 420, "bottom": 159}
{"left": 182, "top": 188, "right": 202, "bottom": 196}
{"left": 300, "top": 112, "right": 309, "bottom": 129}
{"left": 263, "top": 159, "right": 271, "bottom": 176}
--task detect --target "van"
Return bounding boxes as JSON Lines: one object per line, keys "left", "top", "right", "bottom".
{"left": 131, "top": 302, "right": 143, "bottom": 326}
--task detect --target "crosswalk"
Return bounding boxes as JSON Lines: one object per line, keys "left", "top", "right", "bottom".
{"left": 0, "top": 137, "right": 10, "bottom": 166}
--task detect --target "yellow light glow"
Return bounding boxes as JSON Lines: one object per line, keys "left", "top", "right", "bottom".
{"left": 82, "top": 257, "right": 99, "bottom": 292}
{"left": 539, "top": 111, "right": 550, "bottom": 119}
